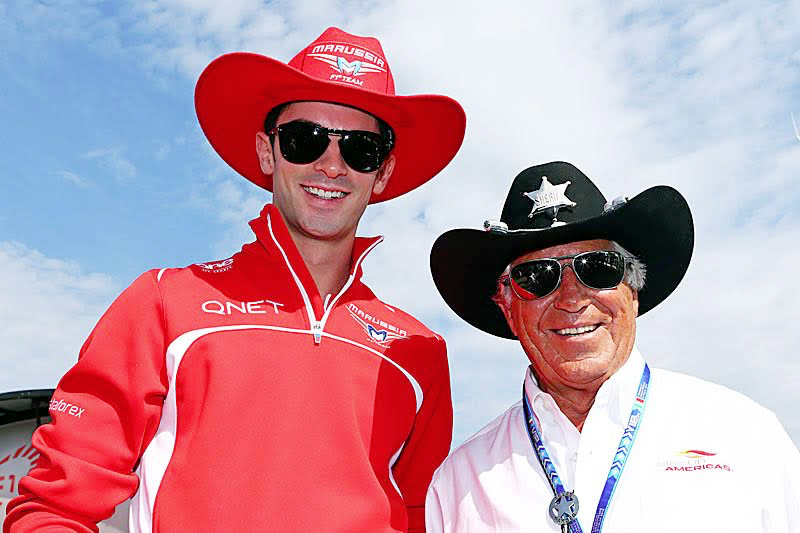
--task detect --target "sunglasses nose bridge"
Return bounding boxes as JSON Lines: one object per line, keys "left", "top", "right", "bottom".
{"left": 313, "top": 132, "right": 349, "bottom": 178}
{"left": 553, "top": 258, "right": 580, "bottom": 287}
{"left": 550, "top": 260, "right": 593, "bottom": 312}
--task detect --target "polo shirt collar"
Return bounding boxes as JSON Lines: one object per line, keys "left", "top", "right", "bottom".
{"left": 524, "top": 347, "right": 647, "bottom": 430}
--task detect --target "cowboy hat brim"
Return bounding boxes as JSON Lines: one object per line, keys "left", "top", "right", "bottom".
{"left": 195, "top": 53, "right": 466, "bottom": 203}
{"left": 430, "top": 186, "right": 694, "bottom": 339}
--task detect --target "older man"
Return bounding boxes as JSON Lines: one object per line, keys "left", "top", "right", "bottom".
{"left": 5, "top": 28, "right": 465, "bottom": 532}
{"left": 426, "top": 162, "right": 800, "bottom": 532}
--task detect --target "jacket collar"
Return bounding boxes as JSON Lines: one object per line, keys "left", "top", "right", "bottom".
{"left": 248, "top": 204, "right": 383, "bottom": 311}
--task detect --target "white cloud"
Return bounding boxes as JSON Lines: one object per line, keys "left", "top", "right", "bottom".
{"left": 54, "top": 170, "right": 91, "bottom": 189}
{"left": 357, "top": 0, "right": 800, "bottom": 445}
{"left": 121, "top": 0, "right": 800, "bottom": 445}
{"left": 82, "top": 147, "right": 137, "bottom": 183}
{"left": 4, "top": 0, "right": 800, "bottom": 449}
{"left": 0, "top": 242, "right": 118, "bottom": 391}
{"left": 205, "top": 178, "right": 271, "bottom": 258}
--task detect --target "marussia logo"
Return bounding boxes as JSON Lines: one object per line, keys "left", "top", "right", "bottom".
{"left": 347, "top": 303, "right": 407, "bottom": 346}
{"left": 308, "top": 53, "right": 386, "bottom": 79}
{"left": 308, "top": 44, "right": 386, "bottom": 81}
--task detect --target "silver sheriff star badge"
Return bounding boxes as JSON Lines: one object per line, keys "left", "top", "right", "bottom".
{"left": 522, "top": 176, "right": 577, "bottom": 226}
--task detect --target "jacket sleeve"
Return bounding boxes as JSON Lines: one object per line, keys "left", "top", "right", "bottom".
{"left": 3, "top": 271, "right": 169, "bottom": 533}
{"left": 391, "top": 337, "right": 453, "bottom": 533}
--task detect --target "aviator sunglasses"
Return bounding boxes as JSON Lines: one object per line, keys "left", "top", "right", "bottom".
{"left": 506, "top": 250, "right": 627, "bottom": 300}
{"left": 267, "top": 120, "right": 393, "bottom": 173}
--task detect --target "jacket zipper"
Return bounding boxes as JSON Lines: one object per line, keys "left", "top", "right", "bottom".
{"left": 267, "top": 213, "right": 382, "bottom": 344}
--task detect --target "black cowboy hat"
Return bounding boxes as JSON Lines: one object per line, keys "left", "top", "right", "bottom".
{"left": 430, "top": 161, "right": 694, "bottom": 339}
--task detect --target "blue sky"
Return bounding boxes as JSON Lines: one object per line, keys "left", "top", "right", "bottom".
{"left": 2, "top": 0, "right": 800, "bottom": 450}
{"left": 1, "top": 3, "right": 216, "bottom": 278}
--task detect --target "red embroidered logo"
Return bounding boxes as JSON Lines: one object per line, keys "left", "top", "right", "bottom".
{"left": 657, "top": 449, "right": 732, "bottom": 472}
{"left": 677, "top": 449, "right": 716, "bottom": 459}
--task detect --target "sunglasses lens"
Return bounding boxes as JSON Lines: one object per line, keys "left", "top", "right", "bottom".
{"left": 573, "top": 251, "right": 625, "bottom": 289}
{"left": 510, "top": 259, "right": 561, "bottom": 299}
{"left": 339, "top": 131, "right": 387, "bottom": 173}
{"left": 276, "top": 121, "right": 330, "bottom": 164}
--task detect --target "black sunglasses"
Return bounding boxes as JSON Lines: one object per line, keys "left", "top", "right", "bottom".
{"left": 506, "top": 250, "right": 627, "bottom": 300}
{"left": 267, "top": 120, "right": 392, "bottom": 173}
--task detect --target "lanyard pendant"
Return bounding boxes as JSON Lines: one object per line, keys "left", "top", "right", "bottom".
{"left": 549, "top": 491, "right": 579, "bottom": 529}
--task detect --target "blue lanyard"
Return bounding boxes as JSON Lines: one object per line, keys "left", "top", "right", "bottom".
{"left": 522, "top": 364, "right": 650, "bottom": 533}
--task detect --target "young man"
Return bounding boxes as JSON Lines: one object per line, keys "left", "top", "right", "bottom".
{"left": 5, "top": 28, "right": 465, "bottom": 532}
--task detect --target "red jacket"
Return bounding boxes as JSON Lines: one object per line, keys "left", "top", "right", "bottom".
{"left": 5, "top": 205, "right": 452, "bottom": 532}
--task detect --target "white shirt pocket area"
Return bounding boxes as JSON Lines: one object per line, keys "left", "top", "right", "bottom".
{"left": 638, "top": 444, "right": 766, "bottom": 533}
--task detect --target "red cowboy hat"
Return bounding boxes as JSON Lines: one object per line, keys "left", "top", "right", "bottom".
{"left": 195, "top": 27, "right": 466, "bottom": 203}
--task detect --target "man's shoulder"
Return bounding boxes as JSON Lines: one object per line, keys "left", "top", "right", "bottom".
{"left": 350, "top": 285, "right": 444, "bottom": 341}
{"left": 155, "top": 254, "right": 241, "bottom": 283}
{"left": 434, "top": 401, "right": 524, "bottom": 482}
{"left": 147, "top": 245, "right": 262, "bottom": 289}
{"left": 125, "top": 249, "right": 262, "bottom": 310}
{"left": 650, "top": 366, "right": 776, "bottom": 420}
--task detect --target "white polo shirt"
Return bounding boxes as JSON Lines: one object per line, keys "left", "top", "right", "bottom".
{"left": 426, "top": 348, "right": 800, "bottom": 532}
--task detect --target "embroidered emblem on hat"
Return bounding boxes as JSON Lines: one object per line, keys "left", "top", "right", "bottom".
{"left": 308, "top": 46, "right": 386, "bottom": 76}
{"left": 337, "top": 56, "right": 362, "bottom": 75}
{"left": 522, "top": 176, "right": 577, "bottom": 227}
{"left": 307, "top": 51, "right": 387, "bottom": 87}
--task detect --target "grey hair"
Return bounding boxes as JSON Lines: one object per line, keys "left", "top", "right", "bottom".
{"left": 611, "top": 241, "right": 647, "bottom": 291}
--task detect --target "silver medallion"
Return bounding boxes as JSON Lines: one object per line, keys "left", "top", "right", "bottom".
{"left": 548, "top": 491, "right": 579, "bottom": 526}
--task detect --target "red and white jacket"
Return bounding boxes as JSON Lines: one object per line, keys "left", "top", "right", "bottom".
{"left": 4, "top": 204, "right": 452, "bottom": 533}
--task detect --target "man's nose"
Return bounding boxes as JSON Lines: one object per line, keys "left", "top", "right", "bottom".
{"left": 313, "top": 137, "right": 348, "bottom": 178}
{"left": 552, "top": 265, "right": 590, "bottom": 312}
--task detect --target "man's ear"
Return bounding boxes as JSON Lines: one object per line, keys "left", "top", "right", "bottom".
{"left": 495, "top": 286, "right": 518, "bottom": 338}
{"left": 371, "top": 153, "right": 395, "bottom": 195}
{"left": 256, "top": 132, "right": 275, "bottom": 175}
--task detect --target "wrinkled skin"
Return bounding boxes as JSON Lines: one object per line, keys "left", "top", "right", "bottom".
{"left": 497, "top": 239, "right": 639, "bottom": 426}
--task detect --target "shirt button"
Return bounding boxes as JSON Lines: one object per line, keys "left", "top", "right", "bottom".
{"left": 570, "top": 452, "right": 578, "bottom": 462}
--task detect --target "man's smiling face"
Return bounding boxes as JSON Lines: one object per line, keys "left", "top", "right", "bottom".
{"left": 498, "top": 239, "right": 639, "bottom": 392}
{"left": 256, "top": 101, "right": 394, "bottom": 244}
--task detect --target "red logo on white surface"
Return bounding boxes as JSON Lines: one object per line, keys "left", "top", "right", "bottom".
{"left": 0, "top": 444, "right": 39, "bottom": 497}
{"left": 657, "top": 449, "right": 732, "bottom": 472}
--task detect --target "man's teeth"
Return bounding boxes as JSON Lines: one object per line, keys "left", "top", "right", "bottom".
{"left": 555, "top": 324, "right": 600, "bottom": 336}
{"left": 303, "top": 186, "right": 346, "bottom": 199}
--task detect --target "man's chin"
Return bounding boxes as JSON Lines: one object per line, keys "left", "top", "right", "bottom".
{"left": 552, "top": 357, "right": 615, "bottom": 385}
